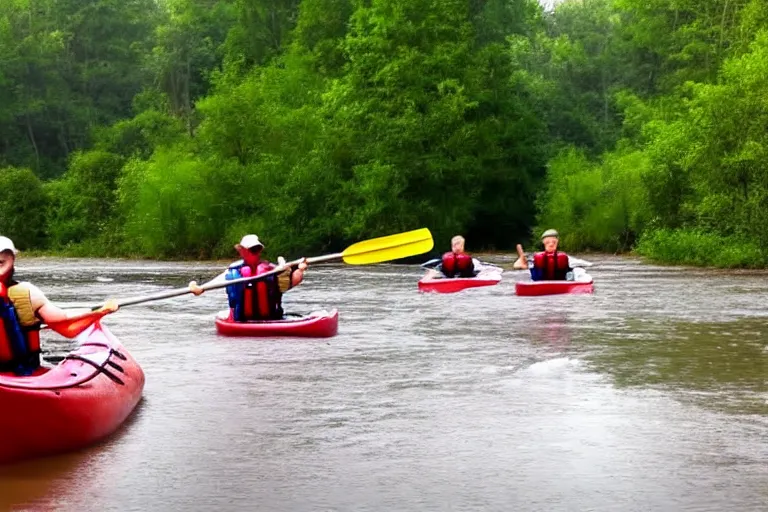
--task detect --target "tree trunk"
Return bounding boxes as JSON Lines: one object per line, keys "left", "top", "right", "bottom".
{"left": 25, "top": 115, "right": 40, "bottom": 170}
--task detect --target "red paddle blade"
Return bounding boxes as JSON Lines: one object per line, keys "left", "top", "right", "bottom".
{"left": 46, "top": 310, "right": 110, "bottom": 338}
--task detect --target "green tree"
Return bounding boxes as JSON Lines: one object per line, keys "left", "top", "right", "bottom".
{"left": 0, "top": 167, "right": 47, "bottom": 248}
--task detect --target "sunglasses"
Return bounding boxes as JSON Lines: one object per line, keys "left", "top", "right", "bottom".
{"left": 247, "top": 246, "right": 263, "bottom": 254}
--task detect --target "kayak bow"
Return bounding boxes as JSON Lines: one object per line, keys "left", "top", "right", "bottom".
{"left": 0, "top": 321, "right": 144, "bottom": 465}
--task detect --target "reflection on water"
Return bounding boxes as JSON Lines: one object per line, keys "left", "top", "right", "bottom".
{"left": 1, "top": 255, "right": 767, "bottom": 511}
{"left": 526, "top": 311, "right": 573, "bottom": 353}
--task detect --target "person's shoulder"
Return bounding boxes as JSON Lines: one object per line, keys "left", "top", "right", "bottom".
{"left": 12, "top": 281, "right": 47, "bottom": 301}
{"left": 227, "top": 259, "right": 245, "bottom": 269}
{"left": 12, "top": 281, "right": 42, "bottom": 293}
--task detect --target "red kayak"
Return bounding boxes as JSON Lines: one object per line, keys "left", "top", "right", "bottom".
{"left": 515, "top": 279, "right": 594, "bottom": 296}
{"left": 0, "top": 321, "right": 144, "bottom": 465}
{"left": 418, "top": 270, "right": 502, "bottom": 294}
{"left": 215, "top": 309, "right": 339, "bottom": 338}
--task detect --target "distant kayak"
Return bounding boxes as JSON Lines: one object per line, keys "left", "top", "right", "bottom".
{"left": 215, "top": 309, "right": 339, "bottom": 338}
{"left": 418, "top": 268, "right": 503, "bottom": 294}
{"left": 0, "top": 321, "right": 144, "bottom": 465}
{"left": 515, "top": 278, "right": 594, "bottom": 296}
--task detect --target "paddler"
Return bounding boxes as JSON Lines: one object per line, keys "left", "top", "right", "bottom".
{"left": 426, "top": 235, "right": 484, "bottom": 278}
{"left": 188, "top": 234, "right": 309, "bottom": 321}
{"left": 514, "top": 229, "right": 572, "bottom": 281}
{"left": 0, "top": 236, "right": 118, "bottom": 375}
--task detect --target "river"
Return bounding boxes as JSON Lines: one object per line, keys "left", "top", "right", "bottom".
{"left": 1, "top": 255, "right": 767, "bottom": 511}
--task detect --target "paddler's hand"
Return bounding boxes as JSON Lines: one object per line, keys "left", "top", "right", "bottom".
{"left": 276, "top": 256, "right": 307, "bottom": 271}
{"left": 513, "top": 244, "right": 528, "bottom": 270}
{"left": 98, "top": 298, "right": 119, "bottom": 313}
{"left": 188, "top": 280, "right": 204, "bottom": 296}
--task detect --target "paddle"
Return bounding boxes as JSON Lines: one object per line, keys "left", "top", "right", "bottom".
{"left": 44, "top": 308, "right": 113, "bottom": 338}
{"left": 45, "top": 228, "right": 435, "bottom": 336}
{"left": 568, "top": 256, "right": 594, "bottom": 268}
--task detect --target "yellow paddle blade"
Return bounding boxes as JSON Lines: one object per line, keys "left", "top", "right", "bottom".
{"left": 341, "top": 228, "right": 434, "bottom": 265}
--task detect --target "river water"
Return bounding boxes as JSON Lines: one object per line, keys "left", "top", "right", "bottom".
{"left": 1, "top": 255, "right": 767, "bottom": 511}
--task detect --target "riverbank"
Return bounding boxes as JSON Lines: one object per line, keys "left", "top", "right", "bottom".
{"left": 16, "top": 229, "right": 766, "bottom": 270}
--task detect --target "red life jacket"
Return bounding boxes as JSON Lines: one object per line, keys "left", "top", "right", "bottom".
{"left": 533, "top": 251, "right": 570, "bottom": 281}
{"left": 240, "top": 262, "right": 284, "bottom": 321}
{"left": 0, "top": 282, "right": 41, "bottom": 375}
{"left": 441, "top": 252, "right": 474, "bottom": 278}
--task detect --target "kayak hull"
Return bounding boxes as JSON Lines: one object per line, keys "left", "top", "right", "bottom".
{"left": 418, "top": 271, "right": 502, "bottom": 293}
{"left": 515, "top": 279, "right": 594, "bottom": 296}
{"left": 0, "top": 321, "right": 144, "bottom": 465}
{"left": 215, "top": 309, "right": 339, "bottom": 338}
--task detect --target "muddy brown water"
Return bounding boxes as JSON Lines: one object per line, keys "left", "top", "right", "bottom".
{"left": 1, "top": 255, "right": 767, "bottom": 511}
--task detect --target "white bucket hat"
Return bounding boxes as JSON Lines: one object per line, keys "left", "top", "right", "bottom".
{"left": 0, "top": 236, "right": 18, "bottom": 255}
{"left": 235, "top": 234, "right": 264, "bottom": 251}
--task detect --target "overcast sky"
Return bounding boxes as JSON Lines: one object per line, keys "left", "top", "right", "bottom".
{"left": 539, "top": 0, "right": 562, "bottom": 12}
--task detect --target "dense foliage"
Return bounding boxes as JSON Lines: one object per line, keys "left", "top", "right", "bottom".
{"left": 2, "top": 0, "right": 767, "bottom": 265}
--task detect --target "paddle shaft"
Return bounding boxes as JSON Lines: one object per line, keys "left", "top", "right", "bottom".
{"left": 89, "top": 227, "right": 434, "bottom": 309}
{"left": 44, "top": 228, "right": 434, "bottom": 335}
{"left": 94, "top": 253, "right": 343, "bottom": 309}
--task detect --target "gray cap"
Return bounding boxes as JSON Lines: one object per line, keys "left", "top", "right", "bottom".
{"left": 540, "top": 229, "right": 559, "bottom": 240}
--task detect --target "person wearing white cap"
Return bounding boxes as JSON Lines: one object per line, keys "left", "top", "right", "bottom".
{"left": 0, "top": 236, "right": 118, "bottom": 375}
{"left": 513, "top": 229, "right": 573, "bottom": 281}
{"left": 188, "top": 234, "right": 309, "bottom": 321}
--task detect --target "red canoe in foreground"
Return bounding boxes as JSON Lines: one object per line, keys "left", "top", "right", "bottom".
{"left": 215, "top": 309, "right": 339, "bottom": 338}
{"left": 418, "top": 269, "right": 503, "bottom": 294}
{"left": 0, "top": 321, "right": 145, "bottom": 465}
{"left": 515, "top": 279, "right": 595, "bottom": 296}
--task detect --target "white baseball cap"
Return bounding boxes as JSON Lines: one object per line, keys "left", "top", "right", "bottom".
{"left": 236, "top": 234, "right": 264, "bottom": 250}
{"left": 0, "top": 236, "right": 18, "bottom": 255}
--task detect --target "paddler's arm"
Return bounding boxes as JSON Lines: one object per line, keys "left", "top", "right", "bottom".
{"left": 32, "top": 285, "right": 118, "bottom": 324}
{"left": 189, "top": 270, "right": 227, "bottom": 296}
{"left": 513, "top": 244, "right": 529, "bottom": 270}
{"left": 277, "top": 257, "right": 308, "bottom": 292}
{"left": 513, "top": 245, "right": 546, "bottom": 281}
{"left": 291, "top": 258, "right": 308, "bottom": 287}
